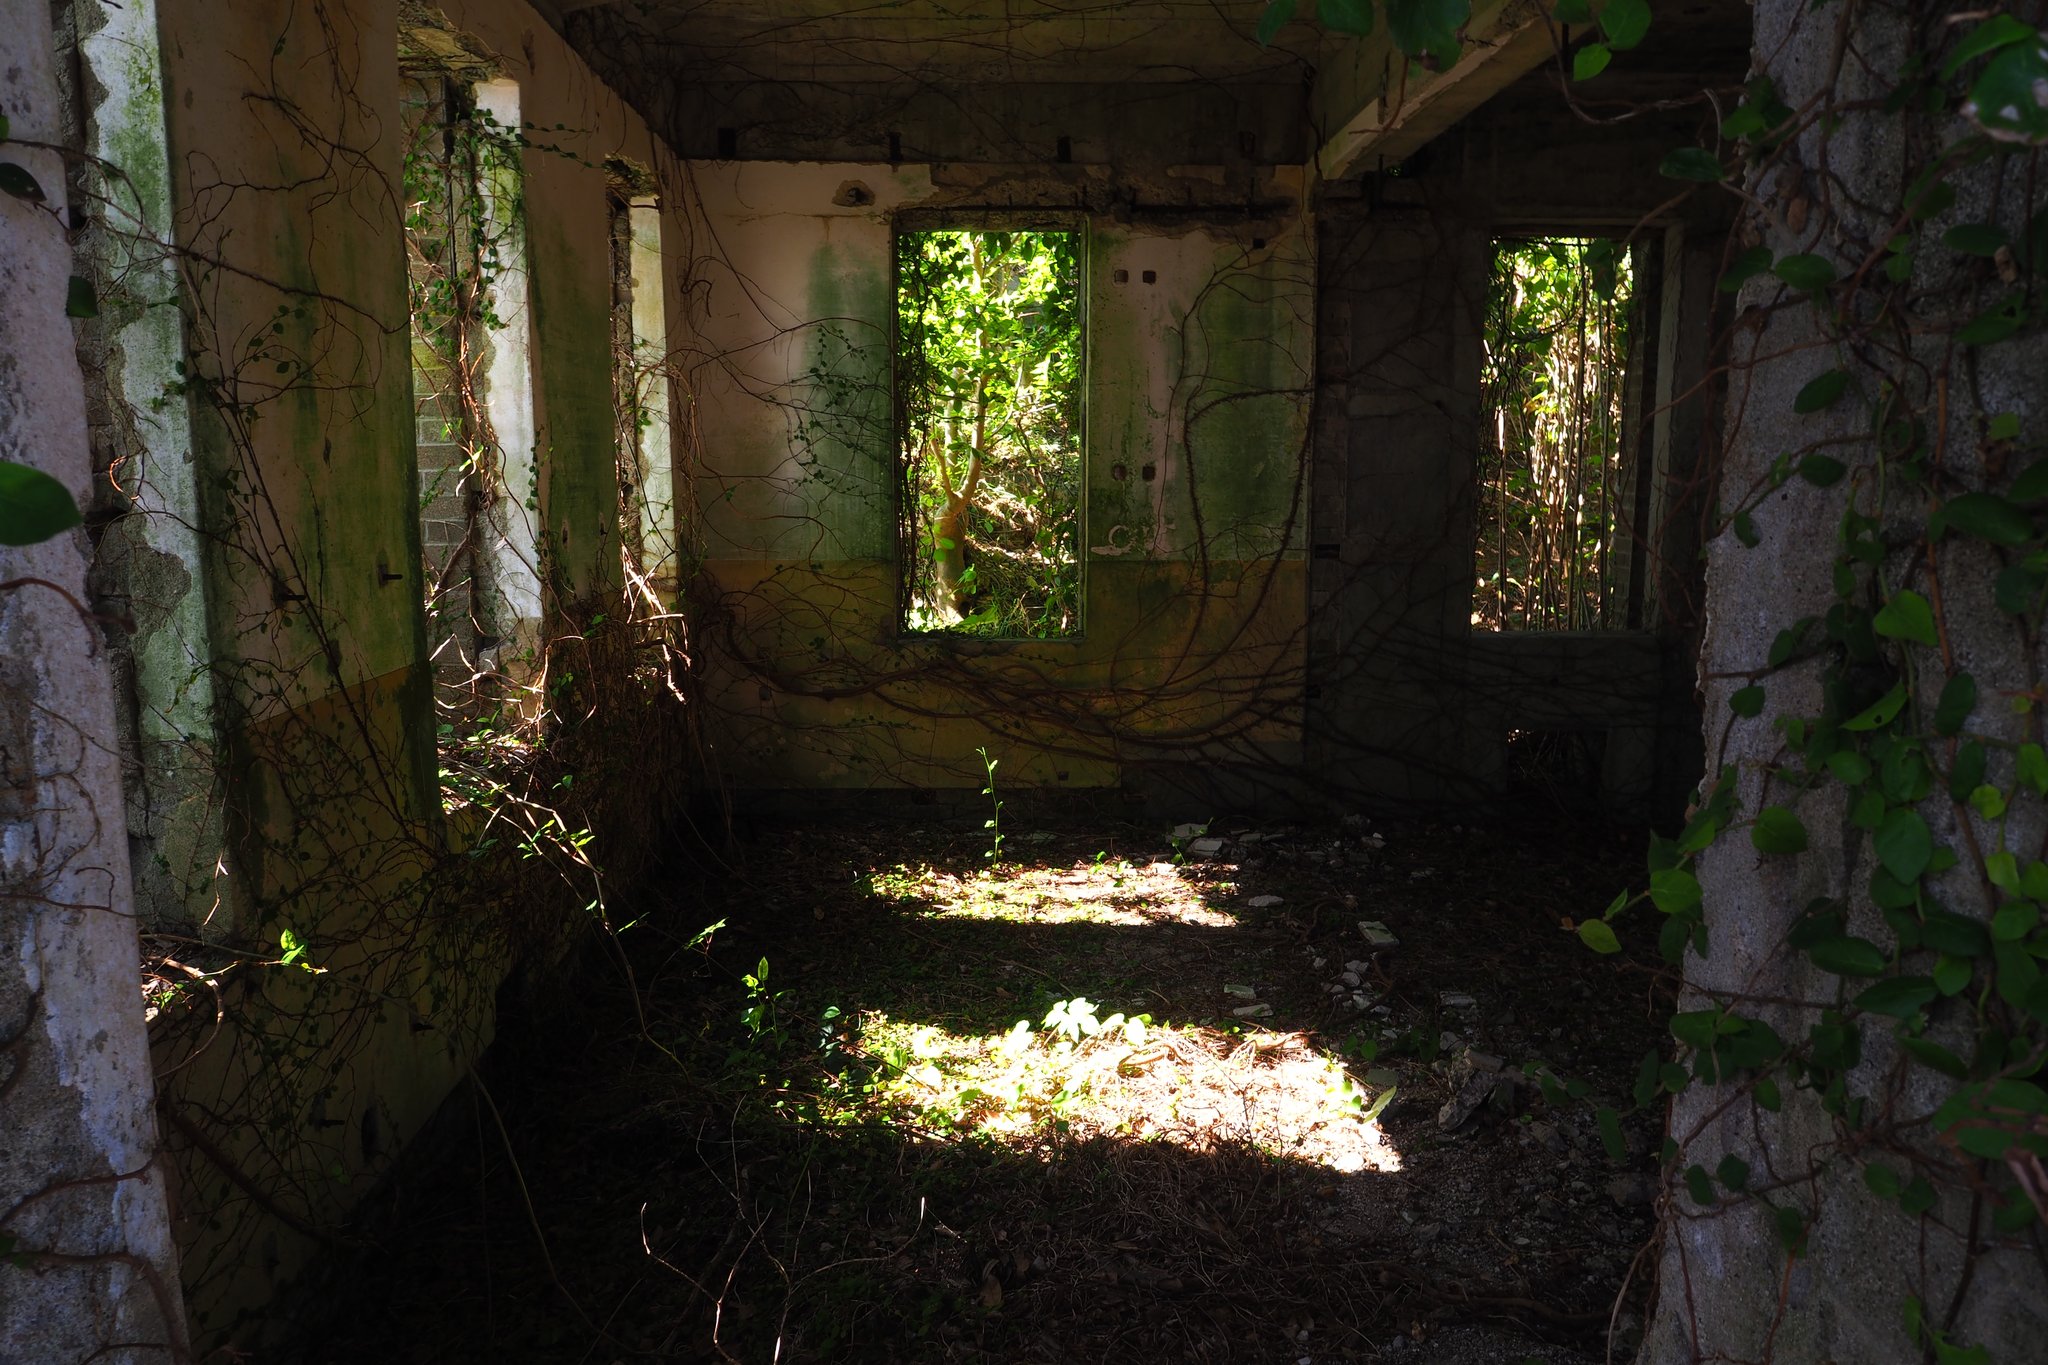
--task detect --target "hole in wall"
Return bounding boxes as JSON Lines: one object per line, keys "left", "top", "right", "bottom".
{"left": 833, "top": 181, "right": 874, "bottom": 207}
{"left": 1113, "top": 268, "right": 1128, "bottom": 284}
{"left": 1142, "top": 269, "right": 1157, "bottom": 284}
{"left": 1141, "top": 463, "right": 1157, "bottom": 482}
{"left": 716, "top": 126, "right": 737, "bottom": 158}
{"left": 1505, "top": 728, "right": 1606, "bottom": 812}
{"left": 888, "top": 130, "right": 902, "bottom": 163}
{"left": 1056, "top": 135, "right": 1072, "bottom": 163}
{"left": 1111, "top": 463, "right": 1128, "bottom": 481}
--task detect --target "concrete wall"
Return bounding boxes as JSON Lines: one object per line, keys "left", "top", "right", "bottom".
{"left": 1645, "top": 0, "right": 2048, "bottom": 1357}
{"left": 0, "top": 8, "right": 186, "bottom": 1360}
{"left": 678, "top": 161, "right": 1314, "bottom": 801}
{"left": 38, "top": 0, "right": 693, "bottom": 1346}
{"left": 1306, "top": 96, "right": 1725, "bottom": 818}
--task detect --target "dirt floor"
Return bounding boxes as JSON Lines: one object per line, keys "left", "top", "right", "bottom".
{"left": 295, "top": 806, "right": 1674, "bottom": 1363}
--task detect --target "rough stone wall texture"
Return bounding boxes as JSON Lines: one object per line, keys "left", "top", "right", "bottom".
{"left": 1646, "top": 0, "right": 2048, "bottom": 1359}
{"left": 0, "top": 8, "right": 187, "bottom": 1362}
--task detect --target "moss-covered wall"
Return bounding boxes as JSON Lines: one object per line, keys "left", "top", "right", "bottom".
{"left": 679, "top": 161, "right": 1312, "bottom": 796}
{"left": 130, "top": 0, "right": 686, "bottom": 1343}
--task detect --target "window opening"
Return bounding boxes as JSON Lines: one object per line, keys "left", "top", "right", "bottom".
{"left": 1474, "top": 237, "right": 1639, "bottom": 632}
{"left": 399, "top": 54, "right": 540, "bottom": 714}
{"left": 895, "top": 226, "right": 1082, "bottom": 638}
{"left": 606, "top": 168, "right": 677, "bottom": 596}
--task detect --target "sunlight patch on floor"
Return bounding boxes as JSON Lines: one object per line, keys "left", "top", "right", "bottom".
{"left": 865, "top": 857, "right": 1242, "bottom": 929}
{"left": 858, "top": 1009, "right": 1402, "bottom": 1175}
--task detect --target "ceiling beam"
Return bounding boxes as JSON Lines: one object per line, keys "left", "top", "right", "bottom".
{"left": 1314, "top": 3, "right": 1559, "bottom": 181}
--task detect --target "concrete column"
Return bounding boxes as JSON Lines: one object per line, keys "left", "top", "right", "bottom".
{"left": 1646, "top": 0, "right": 2048, "bottom": 1357}
{"left": 0, "top": 8, "right": 188, "bottom": 1360}
{"left": 1307, "top": 183, "right": 1491, "bottom": 805}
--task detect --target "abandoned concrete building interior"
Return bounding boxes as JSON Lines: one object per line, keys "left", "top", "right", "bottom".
{"left": 4, "top": 0, "right": 2047, "bottom": 1359}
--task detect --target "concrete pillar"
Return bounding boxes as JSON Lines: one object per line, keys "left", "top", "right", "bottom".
{"left": 1307, "top": 182, "right": 1491, "bottom": 804}
{"left": 0, "top": 7, "right": 188, "bottom": 1360}
{"left": 1646, "top": 0, "right": 2048, "bottom": 1357}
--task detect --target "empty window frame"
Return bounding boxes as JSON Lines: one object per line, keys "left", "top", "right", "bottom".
{"left": 606, "top": 169, "right": 677, "bottom": 596}
{"left": 895, "top": 224, "right": 1083, "bottom": 638}
{"left": 399, "top": 60, "right": 541, "bottom": 698}
{"left": 1474, "top": 236, "right": 1645, "bottom": 632}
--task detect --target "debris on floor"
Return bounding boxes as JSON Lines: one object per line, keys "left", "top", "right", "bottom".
{"left": 300, "top": 812, "right": 1669, "bottom": 1364}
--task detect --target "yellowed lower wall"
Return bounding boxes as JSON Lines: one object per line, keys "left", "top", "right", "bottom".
{"left": 676, "top": 161, "right": 1315, "bottom": 793}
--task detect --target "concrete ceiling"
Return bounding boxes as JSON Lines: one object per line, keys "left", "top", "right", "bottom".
{"left": 548, "top": 0, "right": 1319, "bottom": 86}
{"left": 538, "top": 0, "right": 1753, "bottom": 171}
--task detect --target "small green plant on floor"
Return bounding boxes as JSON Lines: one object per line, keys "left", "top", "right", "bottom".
{"left": 976, "top": 745, "right": 1004, "bottom": 862}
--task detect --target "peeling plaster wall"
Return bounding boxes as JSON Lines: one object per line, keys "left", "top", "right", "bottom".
{"left": 0, "top": 9, "right": 186, "bottom": 1361}
{"left": 51, "top": 0, "right": 691, "bottom": 1344}
{"left": 678, "top": 160, "right": 1313, "bottom": 796}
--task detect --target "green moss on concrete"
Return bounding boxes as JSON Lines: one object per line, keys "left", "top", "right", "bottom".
{"left": 797, "top": 241, "right": 892, "bottom": 562}
{"left": 527, "top": 214, "right": 622, "bottom": 604}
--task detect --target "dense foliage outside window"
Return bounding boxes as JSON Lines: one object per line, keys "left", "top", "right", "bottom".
{"left": 896, "top": 227, "right": 1082, "bottom": 638}
{"left": 1475, "top": 237, "right": 1637, "bottom": 631}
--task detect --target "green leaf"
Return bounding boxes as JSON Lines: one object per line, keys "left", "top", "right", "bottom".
{"left": 0, "top": 459, "right": 84, "bottom": 546}
{"left": 1385, "top": 0, "right": 1469, "bottom": 59}
{"left": 1245, "top": 0, "right": 1294, "bottom": 48}
{"left": 1951, "top": 741, "right": 1988, "bottom": 800}
{"left": 1752, "top": 805, "right": 1808, "bottom": 854}
{"left": 1319, "top": 0, "right": 1375, "bottom": 36}
{"left": 1872, "top": 589, "right": 1937, "bottom": 647}
{"left": 1941, "top": 13, "right": 2036, "bottom": 79}
{"left": 1658, "top": 147, "right": 1725, "bottom": 182}
{"left": 1899, "top": 1176, "right": 1937, "bottom": 1214}
{"left": 1986, "top": 851, "right": 2021, "bottom": 893}
{"left": 1794, "top": 369, "right": 1849, "bottom": 413}
{"left": 1773, "top": 1204, "right": 1807, "bottom": 1252}
{"left": 1597, "top": 0, "right": 1650, "bottom": 50}
{"left": 0, "top": 113, "right": 10, "bottom": 142}
{"left": 1997, "top": 897, "right": 2042, "bottom": 950}
{"left": 1933, "top": 493, "right": 2032, "bottom": 546}
{"left": 1827, "top": 750, "right": 1872, "bottom": 784}
{"left": 1875, "top": 808, "right": 1933, "bottom": 882}
{"left": 1552, "top": 0, "right": 1592, "bottom": 20}
{"left": 1933, "top": 674, "right": 1977, "bottom": 736}
{"left": 1730, "top": 685, "right": 1765, "bottom": 717}
{"left": 1844, "top": 683, "right": 1906, "bottom": 732}
{"left": 1943, "top": 223, "right": 2011, "bottom": 257}
{"left": 65, "top": 275, "right": 98, "bottom": 319}
{"left": 1996, "top": 940, "right": 2040, "bottom": 1004}
{"left": 1809, "top": 935, "right": 1888, "bottom": 977}
{"left": 1922, "top": 911, "right": 1991, "bottom": 958}
{"left": 1964, "top": 37, "right": 2048, "bottom": 144}
{"left": 1720, "top": 245, "right": 1773, "bottom": 292}
{"left": 1579, "top": 919, "right": 1622, "bottom": 954}
{"left": 1856, "top": 976, "right": 1937, "bottom": 1016}
{"left": 1716, "top": 1153, "right": 1751, "bottom": 1192}
{"left": 1650, "top": 868, "right": 1702, "bottom": 916}
{"left": 1755, "top": 1077, "right": 1782, "bottom": 1111}
{"left": 1573, "top": 43, "right": 1613, "bottom": 80}
{"left": 1773, "top": 254, "right": 1838, "bottom": 290}
{"left": 1996, "top": 565, "right": 2044, "bottom": 615}
{"left": 0, "top": 160, "right": 46, "bottom": 202}
{"left": 1596, "top": 1105, "right": 1626, "bottom": 1161}
{"left": 2019, "top": 743, "right": 2048, "bottom": 795}
{"left": 1957, "top": 306, "right": 2023, "bottom": 347}
{"left": 1684, "top": 1164, "right": 1717, "bottom": 1206}
{"left": 1865, "top": 1163, "right": 1903, "bottom": 1197}
{"left": 2013, "top": 458, "right": 2048, "bottom": 502}
{"left": 1798, "top": 454, "right": 1847, "bottom": 486}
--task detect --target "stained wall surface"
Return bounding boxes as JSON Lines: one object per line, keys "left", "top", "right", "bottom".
{"left": 678, "top": 161, "right": 1315, "bottom": 797}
